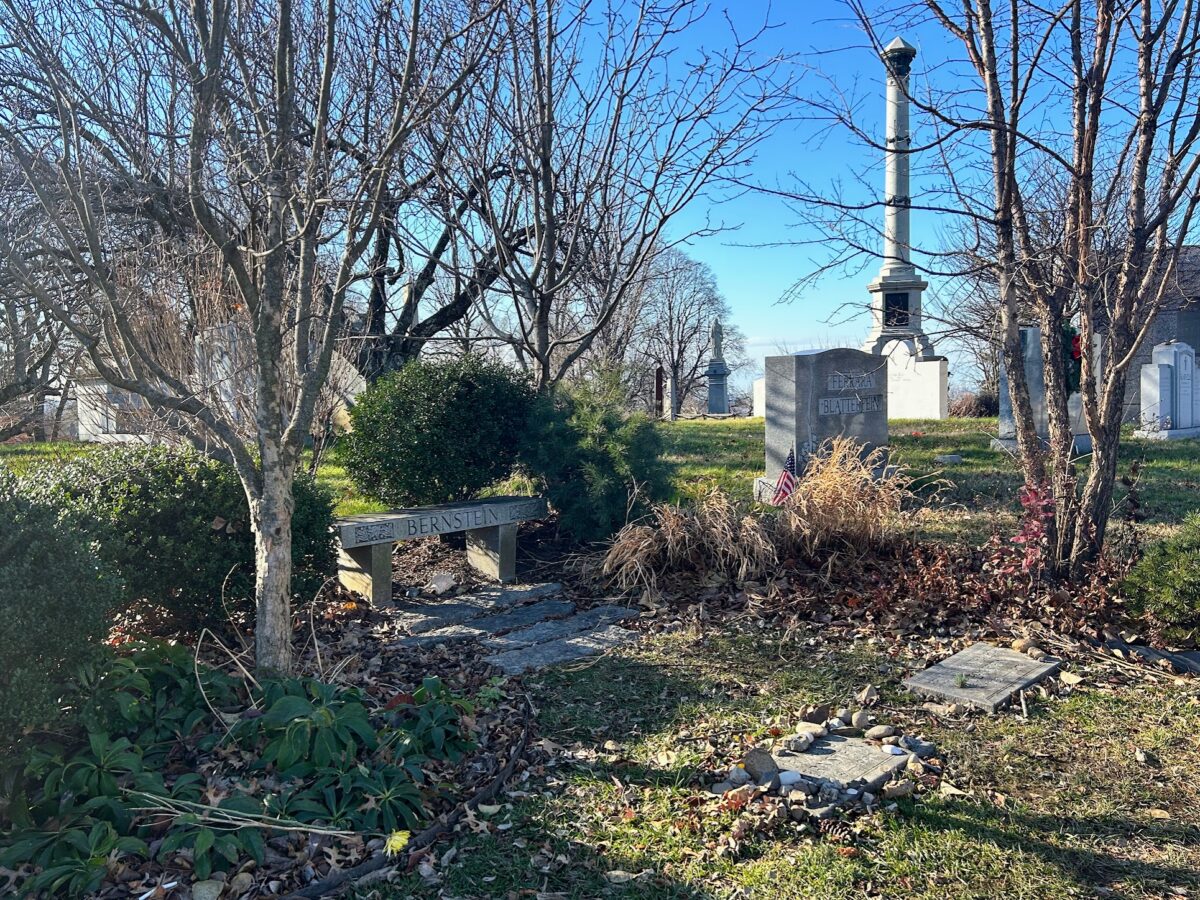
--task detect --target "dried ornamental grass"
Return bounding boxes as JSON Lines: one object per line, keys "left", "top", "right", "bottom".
{"left": 602, "top": 484, "right": 777, "bottom": 593}
{"left": 775, "top": 437, "right": 915, "bottom": 556}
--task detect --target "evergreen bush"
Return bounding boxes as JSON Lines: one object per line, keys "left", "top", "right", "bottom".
{"left": 1123, "top": 513, "right": 1200, "bottom": 644}
{"left": 343, "top": 356, "right": 536, "bottom": 506}
{"left": 0, "top": 469, "right": 120, "bottom": 745}
{"left": 520, "top": 377, "right": 669, "bottom": 542}
{"left": 21, "top": 446, "right": 335, "bottom": 633}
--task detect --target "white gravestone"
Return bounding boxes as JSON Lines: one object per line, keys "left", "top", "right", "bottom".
{"left": 883, "top": 340, "right": 948, "bottom": 419}
{"left": 1136, "top": 341, "right": 1200, "bottom": 439}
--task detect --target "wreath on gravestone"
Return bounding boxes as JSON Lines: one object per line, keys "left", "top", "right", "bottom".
{"left": 1062, "top": 325, "right": 1083, "bottom": 394}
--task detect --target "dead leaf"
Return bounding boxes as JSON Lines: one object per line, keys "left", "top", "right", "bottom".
{"left": 1060, "top": 671, "right": 1084, "bottom": 686}
{"left": 1148, "top": 808, "right": 1172, "bottom": 820}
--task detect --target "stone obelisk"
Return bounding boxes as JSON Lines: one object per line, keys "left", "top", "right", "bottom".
{"left": 863, "top": 37, "right": 935, "bottom": 359}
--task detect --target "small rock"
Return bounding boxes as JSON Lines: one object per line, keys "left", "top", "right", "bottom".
{"left": 882, "top": 745, "right": 907, "bottom": 756}
{"left": 728, "top": 766, "right": 752, "bottom": 786}
{"left": 817, "top": 783, "right": 841, "bottom": 804}
{"left": 882, "top": 735, "right": 901, "bottom": 746}
{"left": 922, "top": 701, "right": 967, "bottom": 716}
{"left": 850, "top": 710, "right": 871, "bottom": 729}
{"left": 831, "top": 726, "right": 861, "bottom": 737}
{"left": 857, "top": 685, "right": 880, "bottom": 705}
{"left": 865, "top": 724, "right": 896, "bottom": 740}
{"left": 192, "top": 882, "right": 225, "bottom": 900}
{"left": 709, "top": 781, "right": 734, "bottom": 795}
{"left": 934, "top": 454, "right": 963, "bottom": 465}
{"left": 744, "top": 748, "right": 779, "bottom": 781}
{"left": 906, "top": 756, "right": 928, "bottom": 775}
{"left": 783, "top": 732, "right": 814, "bottom": 752}
{"left": 900, "top": 736, "right": 937, "bottom": 759}
{"left": 1026, "top": 646, "right": 1048, "bottom": 661}
{"left": 424, "top": 572, "right": 456, "bottom": 596}
{"left": 791, "top": 722, "right": 828, "bottom": 739}
{"left": 836, "top": 708, "right": 851, "bottom": 722}
{"left": 807, "top": 804, "right": 839, "bottom": 820}
{"left": 861, "top": 791, "right": 876, "bottom": 806}
{"left": 758, "top": 772, "right": 781, "bottom": 792}
{"left": 825, "top": 718, "right": 847, "bottom": 731}
{"left": 801, "top": 703, "right": 830, "bottom": 724}
{"left": 779, "top": 771, "right": 816, "bottom": 794}
{"left": 1011, "top": 637, "right": 1035, "bottom": 653}
{"left": 883, "top": 780, "right": 915, "bottom": 800}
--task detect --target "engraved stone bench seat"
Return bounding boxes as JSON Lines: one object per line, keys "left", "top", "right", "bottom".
{"left": 336, "top": 496, "right": 548, "bottom": 604}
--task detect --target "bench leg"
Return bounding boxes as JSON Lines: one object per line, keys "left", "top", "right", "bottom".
{"left": 338, "top": 543, "right": 393, "bottom": 605}
{"left": 466, "top": 522, "right": 517, "bottom": 583}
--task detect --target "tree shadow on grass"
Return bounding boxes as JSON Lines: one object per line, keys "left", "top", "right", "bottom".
{"left": 904, "top": 798, "right": 1200, "bottom": 898}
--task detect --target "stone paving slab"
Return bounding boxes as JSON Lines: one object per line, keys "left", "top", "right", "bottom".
{"left": 392, "top": 583, "right": 563, "bottom": 635}
{"left": 398, "top": 599, "right": 577, "bottom": 649}
{"left": 903, "top": 642, "right": 1061, "bottom": 713}
{"left": 484, "top": 625, "right": 636, "bottom": 675}
{"left": 481, "top": 604, "right": 639, "bottom": 652}
{"left": 773, "top": 735, "right": 909, "bottom": 791}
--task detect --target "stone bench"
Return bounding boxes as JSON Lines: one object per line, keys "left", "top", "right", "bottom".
{"left": 335, "top": 496, "right": 548, "bottom": 604}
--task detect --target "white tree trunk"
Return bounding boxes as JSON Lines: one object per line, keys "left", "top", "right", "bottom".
{"left": 251, "top": 464, "right": 295, "bottom": 674}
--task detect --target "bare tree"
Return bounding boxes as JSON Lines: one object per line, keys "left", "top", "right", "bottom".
{"left": 0, "top": 0, "right": 500, "bottom": 672}
{"left": 792, "top": 1, "right": 1200, "bottom": 575}
{"left": 470, "top": 0, "right": 792, "bottom": 389}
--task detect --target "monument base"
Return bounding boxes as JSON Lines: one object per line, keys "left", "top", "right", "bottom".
{"left": 1132, "top": 425, "right": 1200, "bottom": 441}
{"left": 884, "top": 343, "right": 947, "bottom": 419}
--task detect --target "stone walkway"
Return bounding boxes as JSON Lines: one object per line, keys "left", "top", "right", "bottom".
{"left": 391, "top": 582, "right": 639, "bottom": 675}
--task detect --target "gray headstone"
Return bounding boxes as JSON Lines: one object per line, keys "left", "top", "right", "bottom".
{"left": 903, "top": 642, "right": 1061, "bottom": 713}
{"left": 763, "top": 349, "right": 888, "bottom": 480}
{"left": 395, "top": 598, "right": 576, "bottom": 649}
{"left": 998, "top": 326, "right": 1046, "bottom": 440}
{"left": 773, "top": 735, "right": 910, "bottom": 792}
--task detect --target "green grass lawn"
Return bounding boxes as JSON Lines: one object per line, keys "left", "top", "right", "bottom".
{"left": 7, "top": 416, "right": 1200, "bottom": 531}
{"left": 379, "top": 626, "right": 1200, "bottom": 899}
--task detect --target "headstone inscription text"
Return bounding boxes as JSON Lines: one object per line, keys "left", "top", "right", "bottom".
{"left": 343, "top": 498, "right": 547, "bottom": 548}
{"left": 820, "top": 370, "right": 883, "bottom": 416}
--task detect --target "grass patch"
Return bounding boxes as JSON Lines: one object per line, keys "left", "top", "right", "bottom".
{"left": 379, "top": 627, "right": 1200, "bottom": 899}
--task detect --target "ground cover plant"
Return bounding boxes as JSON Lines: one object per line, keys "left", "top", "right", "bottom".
{"left": 0, "top": 642, "right": 475, "bottom": 898}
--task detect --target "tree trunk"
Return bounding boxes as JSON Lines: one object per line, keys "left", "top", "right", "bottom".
{"left": 251, "top": 464, "right": 295, "bottom": 675}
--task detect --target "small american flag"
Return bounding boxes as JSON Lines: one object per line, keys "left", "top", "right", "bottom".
{"left": 770, "top": 447, "right": 797, "bottom": 505}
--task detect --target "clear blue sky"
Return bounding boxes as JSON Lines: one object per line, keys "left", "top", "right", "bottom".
{"left": 671, "top": 1, "right": 967, "bottom": 388}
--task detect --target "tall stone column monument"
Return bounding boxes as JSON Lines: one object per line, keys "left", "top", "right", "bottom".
{"left": 706, "top": 319, "right": 731, "bottom": 415}
{"left": 862, "top": 37, "right": 948, "bottom": 419}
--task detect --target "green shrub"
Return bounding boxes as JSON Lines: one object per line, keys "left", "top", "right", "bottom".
{"left": 0, "top": 469, "right": 119, "bottom": 746}
{"left": 519, "top": 377, "right": 669, "bottom": 543}
{"left": 1123, "top": 513, "right": 1200, "bottom": 644}
{"left": 20, "top": 446, "right": 335, "bottom": 633}
{"left": 344, "top": 356, "right": 536, "bottom": 506}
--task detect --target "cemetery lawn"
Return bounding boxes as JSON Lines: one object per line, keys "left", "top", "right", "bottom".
{"left": 5, "top": 419, "right": 1199, "bottom": 531}
{"left": 379, "top": 624, "right": 1200, "bottom": 900}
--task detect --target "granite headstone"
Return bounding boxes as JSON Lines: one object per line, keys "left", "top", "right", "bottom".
{"left": 760, "top": 349, "right": 889, "bottom": 488}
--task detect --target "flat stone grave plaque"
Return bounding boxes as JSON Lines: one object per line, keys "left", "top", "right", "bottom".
{"left": 903, "top": 642, "right": 1061, "bottom": 713}
{"left": 773, "top": 735, "right": 909, "bottom": 791}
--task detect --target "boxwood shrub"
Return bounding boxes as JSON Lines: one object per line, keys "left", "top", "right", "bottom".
{"left": 343, "top": 356, "right": 536, "bottom": 507}
{"left": 21, "top": 446, "right": 335, "bottom": 633}
{"left": 0, "top": 468, "right": 120, "bottom": 745}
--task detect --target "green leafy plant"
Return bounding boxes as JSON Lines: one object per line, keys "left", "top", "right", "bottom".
{"left": 344, "top": 356, "right": 537, "bottom": 506}
{"left": 518, "top": 376, "right": 669, "bottom": 542}
{"left": 1123, "top": 512, "right": 1200, "bottom": 645}
{"left": 19, "top": 445, "right": 335, "bottom": 634}
{"left": 0, "top": 468, "right": 120, "bottom": 749}
{"left": 0, "top": 649, "right": 472, "bottom": 898}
